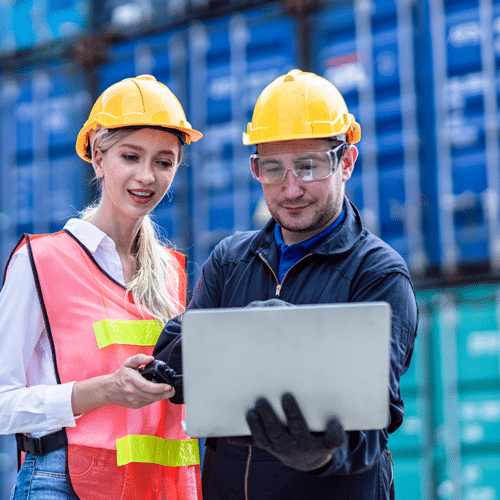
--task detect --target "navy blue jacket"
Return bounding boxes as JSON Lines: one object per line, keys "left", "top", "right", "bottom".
{"left": 154, "top": 198, "right": 418, "bottom": 499}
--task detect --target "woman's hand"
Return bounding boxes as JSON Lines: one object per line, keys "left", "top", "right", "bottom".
{"left": 71, "top": 354, "right": 175, "bottom": 415}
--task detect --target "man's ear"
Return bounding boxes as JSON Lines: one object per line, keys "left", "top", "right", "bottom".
{"left": 341, "top": 145, "right": 358, "bottom": 182}
{"left": 93, "top": 149, "right": 104, "bottom": 178}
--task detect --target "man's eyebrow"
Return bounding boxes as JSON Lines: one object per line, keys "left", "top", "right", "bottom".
{"left": 259, "top": 157, "right": 283, "bottom": 165}
{"left": 294, "top": 152, "right": 325, "bottom": 160}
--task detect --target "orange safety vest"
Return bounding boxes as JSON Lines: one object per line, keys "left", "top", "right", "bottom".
{"left": 11, "top": 230, "right": 201, "bottom": 500}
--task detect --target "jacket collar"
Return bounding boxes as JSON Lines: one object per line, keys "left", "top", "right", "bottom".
{"left": 251, "top": 197, "right": 364, "bottom": 265}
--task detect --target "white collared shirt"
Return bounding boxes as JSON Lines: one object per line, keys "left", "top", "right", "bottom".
{"left": 0, "top": 219, "right": 127, "bottom": 437}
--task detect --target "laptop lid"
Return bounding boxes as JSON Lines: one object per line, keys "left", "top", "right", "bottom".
{"left": 182, "top": 302, "right": 391, "bottom": 437}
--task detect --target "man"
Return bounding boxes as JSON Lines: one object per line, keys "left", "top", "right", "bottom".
{"left": 154, "top": 69, "right": 418, "bottom": 499}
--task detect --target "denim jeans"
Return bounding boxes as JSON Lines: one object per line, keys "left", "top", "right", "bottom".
{"left": 10, "top": 448, "right": 75, "bottom": 500}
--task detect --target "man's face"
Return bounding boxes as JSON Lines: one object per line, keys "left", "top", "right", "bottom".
{"left": 258, "top": 138, "right": 357, "bottom": 245}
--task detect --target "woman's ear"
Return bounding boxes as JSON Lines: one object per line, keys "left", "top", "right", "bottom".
{"left": 93, "top": 148, "right": 104, "bottom": 178}
{"left": 341, "top": 145, "right": 358, "bottom": 182}
{"left": 176, "top": 143, "right": 183, "bottom": 166}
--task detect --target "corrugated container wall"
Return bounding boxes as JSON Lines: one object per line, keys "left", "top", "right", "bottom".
{"left": 188, "top": 6, "right": 298, "bottom": 274}
{"left": 311, "top": 0, "right": 426, "bottom": 276}
{"left": 426, "top": 0, "right": 500, "bottom": 275}
{"left": 88, "top": 5, "right": 299, "bottom": 279}
{"left": 95, "top": 30, "right": 192, "bottom": 257}
{"left": 0, "top": 63, "right": 93, "bottom": 499}
{"left": 0, "top": 0, "right": 90, "bottom": 55}
{"left": 92, "top": 0, "right": 270, "bottom": 36}
{"left": 0, "top": 64, "right": 93, "bottom": 272}
{"left": 93, "top": 0, "right": 190, "bottom": 28}
{"left": 417, "top": 285, "right": 500, "bottom": 499}
{"left": 2, "top": 0, "right": 500, "bottom": 499}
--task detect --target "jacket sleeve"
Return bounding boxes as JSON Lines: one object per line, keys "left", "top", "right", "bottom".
{"left": 315, "top": 270, "right": 418, "bottom": 476}
{"left": 153, "top": 243, "right": 226, "bottom": 402}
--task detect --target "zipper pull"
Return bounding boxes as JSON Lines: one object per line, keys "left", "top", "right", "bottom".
{"left": 275, "top": 283, "right": 282, "bottom": 296}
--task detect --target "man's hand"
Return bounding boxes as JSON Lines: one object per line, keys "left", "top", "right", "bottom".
{"left": 229, "top": 393, "right": 345, "bottom": 472}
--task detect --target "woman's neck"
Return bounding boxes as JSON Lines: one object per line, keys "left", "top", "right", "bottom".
{"left": 89, "top": 210, "right": 142, "bottom": 257}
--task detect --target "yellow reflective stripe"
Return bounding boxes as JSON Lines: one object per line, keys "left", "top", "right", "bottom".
{"left": 116, "top": 435, "right": 200, "bottom": 467}
{"left": 93, "top": 319, "right": 162, "bottom": 349}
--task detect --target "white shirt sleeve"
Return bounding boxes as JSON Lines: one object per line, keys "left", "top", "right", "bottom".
{"left": 0, "top": 250, "right": 77, "bottom": 437}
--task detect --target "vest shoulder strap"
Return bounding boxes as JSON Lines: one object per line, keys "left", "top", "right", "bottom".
{"left": 2, "top": 232, "right": 66, "bottom": 286}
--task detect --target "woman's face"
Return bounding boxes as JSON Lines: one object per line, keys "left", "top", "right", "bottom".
{"left": 93, "top": 128, "right": 181, "bottom": 222}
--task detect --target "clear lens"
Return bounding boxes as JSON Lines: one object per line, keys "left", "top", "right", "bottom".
{"left": 250, "top": 143, "right": 347, "bottom": 185}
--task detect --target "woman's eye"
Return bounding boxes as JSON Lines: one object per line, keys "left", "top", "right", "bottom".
{"left": 158, "top": 160, "right": 174, "bottom": 168}
{"left": 123, "top": 154, "right": 139, "bottom": 162}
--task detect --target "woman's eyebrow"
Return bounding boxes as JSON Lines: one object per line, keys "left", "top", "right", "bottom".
{"left": 118, "top": 143, "right": 176, "bottom": 155}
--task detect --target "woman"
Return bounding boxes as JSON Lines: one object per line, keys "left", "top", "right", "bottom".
{"left": 0, "top": 75, "right": 203, "bottom": 500}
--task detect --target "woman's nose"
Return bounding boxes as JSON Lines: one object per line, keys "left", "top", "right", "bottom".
{"left": 135, "top": 161, "right": 155, "bottom": 184}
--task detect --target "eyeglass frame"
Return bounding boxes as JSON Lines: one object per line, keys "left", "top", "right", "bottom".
{"left": 249, "top": 141, "right": 349, "bottom": 185}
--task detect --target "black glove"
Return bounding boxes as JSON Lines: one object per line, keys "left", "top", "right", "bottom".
{"left": 153, "top": 329, "right": 184, "bottom": 404}
{"left": 229, "top": 393, "right": 345, "bottom": 472}
{"left": 246, "top": 299, "right": 295, "bottom": 308}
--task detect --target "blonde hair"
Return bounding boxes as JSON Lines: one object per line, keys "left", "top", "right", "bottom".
{"left": 81, "top": 127, "right": 185, "bottom": 324}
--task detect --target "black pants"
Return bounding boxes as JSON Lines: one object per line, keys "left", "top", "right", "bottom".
{"left": 202, "top": 443, "right": 395, "bottom": 500}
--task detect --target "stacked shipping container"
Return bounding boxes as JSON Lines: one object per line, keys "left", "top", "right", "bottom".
{"left": 428, "top": 0, "right": 500, "bottom": 274}
{"left": 0, "top": 0, "right": 89, "bottom": 55}
{"left": 0, "top": 62, "right": 92, "bottom": 499}
{"left": 311, "top": 0, "right": 427, "bottom": 276}
{"left": 417, "top": 285, "right": 500, "bottom": 498}
{"left": 0, "top": 64, "right": 92, "bottom": 273}
{"left": 95, "top": 29, "right": 193, "bottom": 252}
{"left": 2, "top": 0, "right": 500, "bottom": 284}
{"left": 1, "top": 0, "right": 500, "bottom": 498}
{"left": 188, "top": 6, "right": 297, "bottom": 269}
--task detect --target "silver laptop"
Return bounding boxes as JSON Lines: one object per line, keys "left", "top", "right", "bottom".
{"left": 181, "top": 302, "right": 391, "bottom": 437}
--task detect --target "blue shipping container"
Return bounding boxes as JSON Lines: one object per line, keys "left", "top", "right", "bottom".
{"left": 0, "top": 64, "right": 92, "bottom": 273}
{"left": 93, "top": 0, "right": 189, "bottom": 33}
{"left": 188, "top": 5, "right": 298, "bottom": 276}
{"left": 0, "top": 0, "right": 90, "bottom": 55}
{"left": 426, "top": 0, "right": 500, "bottom": 273}
{"left": 0, "top": 435, "right": 16, "bottom": 500}
{"left": 311, "top": 0, "right": 427, "bottom": 276}
{"left": 95, "top": 29, "right": 193, "bottom": 259}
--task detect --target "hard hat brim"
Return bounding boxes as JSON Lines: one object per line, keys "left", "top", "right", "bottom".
{"left": 76, "top": 121, "right": 202, "bottom": 163}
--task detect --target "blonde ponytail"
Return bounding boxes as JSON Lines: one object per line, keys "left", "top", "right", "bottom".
{"left": 128, "top": 214, "right": 184, "bottom": 323}
{"left": 80, "top": 205, "right": 183, "bottom": 324}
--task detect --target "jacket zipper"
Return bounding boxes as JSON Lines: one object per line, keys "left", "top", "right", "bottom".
{"left": 258, "top": 253, "right": 313, "bottom": 297}
{"left": 244, "top": 445, "right": 252, "bottom": 500}
{"left": 243, "top": 252, "right": 313, "bottom": 497}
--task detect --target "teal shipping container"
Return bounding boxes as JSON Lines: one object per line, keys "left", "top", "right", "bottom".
{"left": 390, "top": 284, "right": 500, "bottom": 499}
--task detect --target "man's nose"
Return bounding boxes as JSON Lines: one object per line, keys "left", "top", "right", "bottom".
{"left": 282, "top": 169, "right": 303, "bottom": 197}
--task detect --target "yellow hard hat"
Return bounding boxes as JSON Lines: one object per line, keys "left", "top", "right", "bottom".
{"left": 243, "top": 69, "right": 360, "bottom": 145}
{"left": 76, "top": 74, "right": 202, "bottom": 162}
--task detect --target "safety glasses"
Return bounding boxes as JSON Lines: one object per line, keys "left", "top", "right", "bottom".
{"left": 250, "top": 143, "right": 348, "bottom": 185}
